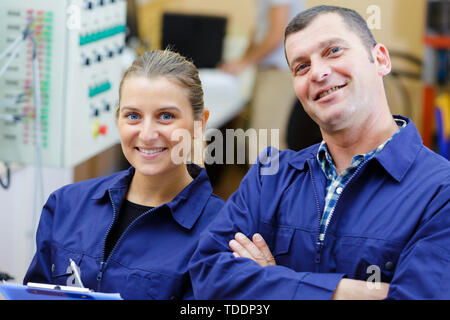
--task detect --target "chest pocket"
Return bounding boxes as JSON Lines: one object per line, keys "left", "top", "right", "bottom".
{"left": 50, "top": 244, "right": 83, "bottom": 286}
{"left": 259, "top": 221, "right": 295, "bottom": 257}
{"left": 335, "top": 237, "right": 404, "bottom": 283}
{"left": 124, "top": 270, "right": 186, "bottom": 300}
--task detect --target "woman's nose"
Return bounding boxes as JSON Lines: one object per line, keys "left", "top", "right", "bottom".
{"left": 139, "top": 120, "right": 159, "bottom": 143}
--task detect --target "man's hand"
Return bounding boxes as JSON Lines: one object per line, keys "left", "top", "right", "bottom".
{"left": 229, "top": 232, "right": 276, "bottom": 267}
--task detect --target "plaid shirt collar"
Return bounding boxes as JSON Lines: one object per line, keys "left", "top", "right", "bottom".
{"left": 317, "top": 118, "right": 407, "bottom": 181}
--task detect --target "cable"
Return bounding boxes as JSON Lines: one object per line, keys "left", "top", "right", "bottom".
{"left": 30, "top": 36, "right": 45, "bottom": 258}
{"left": 383, "top": 50, "right": 424, "bottom": 118}
{"left": 0, "top": 271, "right": 14, "bottom": 281}
{"left": 387, "top": 71, "right": 413, "bottom": 118}
{"left": 0, "top": 16, "right": 35, "bottom": 79}
{"left": 0, "top": 35, "right": 23, "bottom": 63}
{"left": 389, "top": 50, "right": 423, "bottom": 67}
{"left": 0, "top": 92, "right": 28, "bottom": 108}
{"left": 0, "top": 162, "right": 11, "bottom": 189}
{"left": 0, "top": 38, "right": 25, "bottom": 79}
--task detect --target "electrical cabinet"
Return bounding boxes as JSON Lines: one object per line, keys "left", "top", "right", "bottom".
{"left": 0, "top": 0, "right": 126, "bottom": 167}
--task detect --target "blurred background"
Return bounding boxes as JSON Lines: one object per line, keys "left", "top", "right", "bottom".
{"left": 0, "top": 0, "right": 448, "bottom": 283}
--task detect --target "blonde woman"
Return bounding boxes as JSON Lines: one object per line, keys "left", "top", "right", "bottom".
{"left": 24, "top": 50, "right": 224, "bottom": 300}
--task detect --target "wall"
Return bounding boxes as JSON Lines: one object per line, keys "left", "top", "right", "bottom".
{"left": 0, "top": 166, "right": 73, "bottom": 283}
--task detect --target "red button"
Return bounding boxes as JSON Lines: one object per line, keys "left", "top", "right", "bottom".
{"left": 99, "top": 125, "right": 107, "bottom": 135}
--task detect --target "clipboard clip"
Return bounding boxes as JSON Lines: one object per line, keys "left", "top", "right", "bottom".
{"left": 26, "top": 282, "right": 91, "bottom": 293}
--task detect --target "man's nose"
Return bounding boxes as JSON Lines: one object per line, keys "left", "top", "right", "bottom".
{"left": 310, "top": 61, "right": 331, "bottom": 82}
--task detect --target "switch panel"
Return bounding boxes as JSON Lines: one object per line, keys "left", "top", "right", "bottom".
{"left": 0, "top": 0, "right": 126, "bottom": 167}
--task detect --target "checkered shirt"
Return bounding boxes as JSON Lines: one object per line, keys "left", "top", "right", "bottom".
{"left": 316, "top": 118, "right": 407, "bottom": 243}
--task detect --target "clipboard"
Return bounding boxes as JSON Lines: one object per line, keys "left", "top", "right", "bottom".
{"left": 0, "top": 281, "right": 122, "bottom": 300}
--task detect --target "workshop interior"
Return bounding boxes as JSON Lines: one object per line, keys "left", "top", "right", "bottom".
{"left": 0, "top": 0, "right": 448, "bottom": 287}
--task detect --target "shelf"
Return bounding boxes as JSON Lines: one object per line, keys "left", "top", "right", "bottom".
{"left": 424, "top": 35, "right": 450, "bottom": 48}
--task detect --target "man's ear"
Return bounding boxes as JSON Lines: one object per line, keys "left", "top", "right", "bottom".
{"left": 373, "top": 43, "right": 391, "bottom": 76}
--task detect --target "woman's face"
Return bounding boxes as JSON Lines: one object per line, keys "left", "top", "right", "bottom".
{"left": 118, "top": 76, "right": 197, "bottom": 177}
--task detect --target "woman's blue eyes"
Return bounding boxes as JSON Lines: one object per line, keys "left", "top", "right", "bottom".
{"left": 125, "top": 112, "right": 174, "bottom": 121}
{"left": 159, "top": 112, "right": 174, "bottom": 121}
{"left": 126, "top": 113, "right": 140, "bottom": 121}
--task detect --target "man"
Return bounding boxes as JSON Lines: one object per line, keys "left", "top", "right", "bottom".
{"left": 189, "top": 6, "right": 450, "bottom": 299}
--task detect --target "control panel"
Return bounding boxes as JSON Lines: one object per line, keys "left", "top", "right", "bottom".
{"left": 0, "top": 0, "right": 126, "bottom": 167}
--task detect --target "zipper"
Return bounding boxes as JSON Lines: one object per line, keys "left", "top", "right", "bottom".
{"left": 319, "top": 159, "right": 369, "bottom": 245}
{"left": 309, "top": 164, "right": 324, "bottom": 268}
{"left": 96, "top": 189, "right": 157, "bottom": 291}
{"left": 310, "top": 158, "right": 370, "bottom": 268}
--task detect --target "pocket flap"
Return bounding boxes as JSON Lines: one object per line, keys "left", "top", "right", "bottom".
{"left": 259, "top": 222, "right": 295, "bottom": 256}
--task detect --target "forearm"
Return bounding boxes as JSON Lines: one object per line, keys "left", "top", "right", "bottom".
{"left": 190, "top": 236, "right": 345, "bottom": 300}
{"left": 240, "top": 32, "right": 284, "bottom": 66}
{"left": 332, "top": 279, "right": 389, "bottom": 300}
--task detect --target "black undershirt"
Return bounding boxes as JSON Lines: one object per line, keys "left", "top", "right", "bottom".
{"left": 104, "top": 165, "right": 201, "bottom": 260}
{"left": 104, "top": 200, "right": 153, "bottom": 260}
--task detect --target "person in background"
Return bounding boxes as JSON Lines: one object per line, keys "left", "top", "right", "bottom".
{"left": 189, "top": 6, "right": 450, "bottom": 299}
{"left": 219, "top": 0, "right": 304, "bottom": 150}
{"left": 24, "top": 49, "right": 224, "bottom": 300}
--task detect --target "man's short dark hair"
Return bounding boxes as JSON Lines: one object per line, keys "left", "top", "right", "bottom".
{"left": 285, "top": 5, "right": 377, "bottom": 62}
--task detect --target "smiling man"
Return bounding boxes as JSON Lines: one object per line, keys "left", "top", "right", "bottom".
{"left": 189, "top": 5, "right": 450, "bottom": 300}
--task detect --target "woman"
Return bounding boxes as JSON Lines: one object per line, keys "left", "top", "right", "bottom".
{"left": 24, "top": 50, "right": 225, "bottom": 300}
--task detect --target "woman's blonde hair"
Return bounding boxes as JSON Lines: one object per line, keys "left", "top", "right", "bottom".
{"left": 117, "top": 49, "right": 204, "bottom": 119}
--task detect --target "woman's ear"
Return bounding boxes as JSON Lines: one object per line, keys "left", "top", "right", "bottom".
{"left": 201, "top": 109, "right": 210, "bottom": 132}
{"left": 373, "top": 43, "right": 391, "bottom": 76}
{"left": 191, "top": 109, "right": 210, "bottom": 166}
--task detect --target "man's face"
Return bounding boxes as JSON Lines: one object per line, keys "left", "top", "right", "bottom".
{"left": 285, "top": 13, "right": 385, "bottom": 133}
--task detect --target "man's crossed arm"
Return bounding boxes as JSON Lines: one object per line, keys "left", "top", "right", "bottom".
{"left": 229, "top": 232, "right": 390, "bottom": 300}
